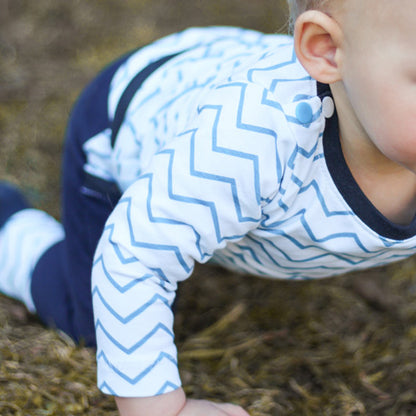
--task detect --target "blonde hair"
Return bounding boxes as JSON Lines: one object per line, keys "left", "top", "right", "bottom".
{"left": 287, "top": 0, "right": 330, "bottom": 32}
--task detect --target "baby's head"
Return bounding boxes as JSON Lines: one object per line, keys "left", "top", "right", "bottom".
{"left": 290, "top": 0, "right": 416, "bottom": 183}
{"left": 289, "top": 0, "right": 414, "bottom": 84}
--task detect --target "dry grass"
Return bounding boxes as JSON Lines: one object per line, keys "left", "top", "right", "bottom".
{"left": 2, "top": 261, "right": 416, "bottom": 415}
{"left": 1, "top": 1, "right": 416, "bottom": 415}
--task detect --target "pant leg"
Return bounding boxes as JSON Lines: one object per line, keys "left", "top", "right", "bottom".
{"left": 31, "top": 54, "right": 131, "bottom": 347}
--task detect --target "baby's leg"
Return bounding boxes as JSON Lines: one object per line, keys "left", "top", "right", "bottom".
{"left": 30, "top": 54, "right": 133, "bottom": 347}
{"left": 0, "top": 53, "right": 130, "bottom": 346}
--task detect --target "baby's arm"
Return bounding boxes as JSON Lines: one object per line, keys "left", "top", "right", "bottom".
{"left": 92, "top": 165, "right": 258, "bottom": 412}
{"left": 115, "top": 389, "right": 250, "bottom": 416}
{"left": 92, "top": 82, "right": 281, "bottom": 411}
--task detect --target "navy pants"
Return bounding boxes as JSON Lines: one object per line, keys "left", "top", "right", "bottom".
{"left": 30, "top": 55, "right": 130, "bottom": 347}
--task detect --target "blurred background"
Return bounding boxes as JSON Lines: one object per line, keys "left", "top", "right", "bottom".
{"left": 2, "top": 1, "right": 416, "bottom": 415}
{"left": 0, "top": 0, "right": 288, "bottom": 216}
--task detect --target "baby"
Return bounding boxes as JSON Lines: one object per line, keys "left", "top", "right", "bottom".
{"left": 0, "top": 0, "right": 415, "bottom": 415}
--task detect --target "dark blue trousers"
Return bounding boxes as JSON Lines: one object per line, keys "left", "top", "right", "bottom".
{"left": 30, "top": 55, "right": 130, "bottom": 347}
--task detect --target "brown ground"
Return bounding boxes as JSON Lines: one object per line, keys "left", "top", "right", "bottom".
{"left": 1, "top": 1, "right": 416, "bottom": 415}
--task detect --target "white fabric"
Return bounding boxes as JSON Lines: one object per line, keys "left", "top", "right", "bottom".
{"left": 0, "top": 209, "right": 64, "bottom": 312}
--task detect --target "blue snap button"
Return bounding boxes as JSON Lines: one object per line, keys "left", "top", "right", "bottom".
{"left": 295, "top": 102, "right": 313, "bottom": 124}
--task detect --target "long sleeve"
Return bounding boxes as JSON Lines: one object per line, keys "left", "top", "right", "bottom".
{"left": 92, "top": 80, "right": 284, "bottom": 397}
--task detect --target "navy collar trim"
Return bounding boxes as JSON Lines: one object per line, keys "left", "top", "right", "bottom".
{"left": 318, "top": 83, "right": 416, "bottom": 241}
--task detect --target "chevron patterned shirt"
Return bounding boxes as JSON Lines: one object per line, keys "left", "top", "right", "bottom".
{"left": 89, "top": 27, "right": 416, "bottom": 397}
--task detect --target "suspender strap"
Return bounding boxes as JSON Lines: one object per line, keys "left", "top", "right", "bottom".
{"left": 110, "top": 52, "right": 182, "bottom": 148}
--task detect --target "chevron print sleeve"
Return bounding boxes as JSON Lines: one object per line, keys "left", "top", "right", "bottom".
{"left": 91, "top": 64, "right": 297, "bottom": 397}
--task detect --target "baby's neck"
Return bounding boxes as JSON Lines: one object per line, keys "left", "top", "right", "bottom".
{"left": 330, "top": 82, "right": 416, "bottom": 226}
{"left": 339, "top": 131, "right": 416, "bottom": 225}
{"left": 351, "top": 166, "right": 416, "bottom": 225}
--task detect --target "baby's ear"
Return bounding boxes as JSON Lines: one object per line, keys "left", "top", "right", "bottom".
{"left": 294, "top": 10, "right": 343, "bottom": 84}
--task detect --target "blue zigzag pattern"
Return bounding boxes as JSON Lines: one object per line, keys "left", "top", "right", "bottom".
{"left": 95, "top": 320, "right": 173, "bottom": 355}
{"left": 97, "top": 350, "right": 178, "bottom": 385}
{"left": 93, "top": 287, "right": 170, "bottom": 324}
